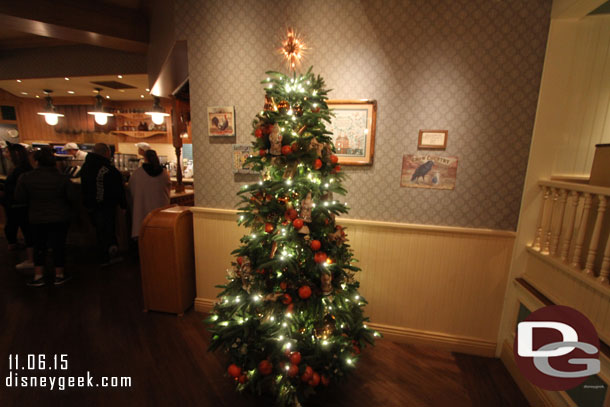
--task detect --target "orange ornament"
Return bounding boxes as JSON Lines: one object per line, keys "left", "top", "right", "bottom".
{"left": 258, "top": 360, "right": 273, "bottom": 376}
{"left": 298, "top": 285, "right": 312, "bottom": 299}
{"left": 314, "top": 252, "right": 327, "bottom": 264}
{"left": 265, "top": 223, "right": 274, "bottom": 233}
{"left": 314, "top": 159, "right": 322, "bottom": 170}
{"left": 228, "top": 364, "right": 241, "bottom": 378}
{"left": 310, "top": 240, "right": 321, "bottom": 251}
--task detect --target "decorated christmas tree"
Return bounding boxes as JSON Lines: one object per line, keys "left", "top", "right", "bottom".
{"left": 207, "top": 30, "right": 378, "bottom": 407}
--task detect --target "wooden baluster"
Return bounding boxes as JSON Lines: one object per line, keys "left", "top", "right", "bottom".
{"left": 571, "top": 193, "right": 593, "bottom": 270}
{"left": 532, "top": 186, "right": 550, "bottom": 251}
{"left": 599, "top": 226, "right": 610, "bottom": 284}
{"left": 541, "top": 188, "right": 557, "bottom": 255}
{"left": 559, "top": 191, "right": 580, "bottom": 262}
{"left": 550, "top": 189, "right": 568, "bottom": 256}
{"left": 584, "top": 195, "right": 607, "bottom": 276}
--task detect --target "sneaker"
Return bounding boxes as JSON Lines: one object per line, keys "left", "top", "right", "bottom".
{"left": 16, "top": 260, "right": 34, "bottom": 270}
{"left": 27, "top": 277, "right": 45, "bottom": 287}
{"left": 54, "top": 275, "right": 72, "bottom": 286}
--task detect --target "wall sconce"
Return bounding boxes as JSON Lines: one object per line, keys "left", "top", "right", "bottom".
{"left": 145, "top": 96, "right": 169, "bottom": 125}
{"left": 88, "top": 88, "right": 114, "bottom": 125}
{"left": 37, "top": 90, "right": 64, "bottom": 126}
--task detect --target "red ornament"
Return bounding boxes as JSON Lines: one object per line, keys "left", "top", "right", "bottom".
{"left": 308, "top": 372, "right": 320, "bottom": 387}
{"left": 236, "top": 257, "right": 243, "bottom": 265}
{"left": 292, "top": 218, "right": 304, "bottom": 230}
{"left": 228, "top": 364, "right": 241, "bottom": 378}
{"left": 280, "top": 281, "right": 288, "bottom": 290}
{"left": 238, "top": 374, "right": 247, "bottom": 384}
{"left": 301, "top": 366, "right": 313, "bottom": 382}
{"left": 289, "top": 352, "right": 301, "bottom": 365}
{"left": 312, "top": 106, "right": 320, "bottom": 113}
{"left": 255, "top": 128, "right": 263, "bottom": 138}
{"left": 258, "top": 360, "right": 273, "bottom": 376}
{"left": 314, "top": 252, "right": 328, "bottom": 264}
{"left": 285, "top": 208, "right": 298, "bottom": 221}
{"left": 281, "top": 145, "right": 292, "bottom": 155}
{"left": 259, "top": 149, "right": 266, "bottom": 156}
{"left": 330, "top": 155, "right": 339, "bottom": 164}
{"left": 282, "top": 293, "right": 292, "bottom": 305}
{"left": 321, "top": 375, "right": 330, "bottom": 386}
{"left": 288, "top": 364, "right": 299, "bottom": 377}
{"left": 333, "top": 165, "right": 341, "bottom": 173}
{"left": 314, "top": 159, "right": 322, "bottom": 170}
{"left": 310, "top": 240, "right": 321, "bottom": 251}
{"left": 298, "top": 285, "right": 312, "bottom": 299}
{"left": 286, "top": 303, "right": 294, "bottom": 313}
{"left": 265, "top": 223, "right": 274, "bottom": 233}
{"left": 291, "top": 142, "right": 298, "bottom": 152}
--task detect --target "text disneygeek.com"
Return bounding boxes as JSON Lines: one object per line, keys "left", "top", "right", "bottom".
{"left": 4, "top": 354, "right": 131, "bottom": 391}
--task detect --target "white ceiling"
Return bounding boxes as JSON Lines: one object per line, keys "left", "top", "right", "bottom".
{"left": 0, "top": 74, "right": 151, "bottom": 101}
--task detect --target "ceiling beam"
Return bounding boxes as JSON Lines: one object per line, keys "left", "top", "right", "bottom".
{"left": 0, "top": 0, "right": 148, "bottom": 53}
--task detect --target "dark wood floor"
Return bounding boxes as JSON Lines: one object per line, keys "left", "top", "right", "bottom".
{"left": 0, "top": 239, "right": 527, "bottom": 407}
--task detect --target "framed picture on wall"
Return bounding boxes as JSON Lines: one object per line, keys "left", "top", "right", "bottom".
{"left": 418, "top": 130, "right": 448, "bottom": 149}
{"left": 207, "top": 106, "right": 235, "bottom": 137}
{"left": 232, "top": 144, "right": 256, "bottom": 174}
{"left": 326, "top": 100, "right": 377, "bottom": 165}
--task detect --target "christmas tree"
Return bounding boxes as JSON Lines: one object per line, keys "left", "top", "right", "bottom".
{"left": 207, "top": 39, "right": 378, "bottom": 406}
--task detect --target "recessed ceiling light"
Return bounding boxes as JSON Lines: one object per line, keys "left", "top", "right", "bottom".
{"left": 117, "top": 75, "right": 123, "bottom": 79}
{"left": 20, "top": 92, "right": 28, "bottom": 95}
{"left": 145, "top": 88, "right": 150, "bottom": 92}
{"left": 64, "top": 77, "right": 70, "bottom": 81}
{"left": 140, "top": 95, "right": 144, "bottom": 98}
{"left": 35, "top": 95, "right": 40, "bottom": 98}
{"left": 67, "top": 90, "right": 75, "bottom": 94}
{"left": 119, "top": 89, "right": 125, "bottom": 93}
{"left": 16, "top": 79, "right": 22, "bottom": 83}
{"left": 106, "top": 95, "right": 110, "bottom": 99}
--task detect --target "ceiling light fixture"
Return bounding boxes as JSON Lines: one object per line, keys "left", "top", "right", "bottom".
{"left": 20, "top": 92, "right": 28, "bottom": 95}
{"left": 67, "top": 90, "right": 75, "bottom": 94}
{"left": 37, "top": 90, "right": 64, "bottom": 126}
{"left": 64, "top": 77, "right": 70, "bottom": 81}
{"left": 145, "top": 96, "right": 169, "bottom": 125}
{"left": 88, "top": 88, "right": 114, "bottom": 125}
{"left": 117, "top": 75, "right": 123, "bottom": 79}
{"left": 16, "top": 79, "right": 22, "bottom": 83}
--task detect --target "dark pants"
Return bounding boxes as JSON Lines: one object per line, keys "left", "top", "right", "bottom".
{"left": 32, "top": 222, "right": 69, "bottom": 268}
{"left": 89, "top": 206, "right": 118, "bottom": 262}
{"left": 4, "top": 206, "right": 33, "bottom": 247}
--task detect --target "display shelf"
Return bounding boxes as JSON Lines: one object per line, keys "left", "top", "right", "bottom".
{"left": 111, "top": 130, "right": 166, "bottom": 139}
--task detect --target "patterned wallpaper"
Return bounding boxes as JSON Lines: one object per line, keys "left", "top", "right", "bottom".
{"left": 175, "top": 0, "right": 552, "bottom": 230}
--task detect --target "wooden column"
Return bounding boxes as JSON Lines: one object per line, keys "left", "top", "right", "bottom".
{"left": 549, "top": 189, "right": 568, "bottom": 256}
{"left": 572, "top": 193, "right": 592, "bottom": 270}
{"left": 559, "top": 191, "right": 580, "bottom": 262}
{"left": 533, "top": 186, "right": 550, "bottom": 251}
{"left": 541, "top": 188, "right": 557, "bottom": 255}
{"left": 583, "top": 195, "right": 607, "bottom": 276}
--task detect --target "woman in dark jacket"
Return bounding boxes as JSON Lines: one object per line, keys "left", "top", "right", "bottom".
{"left": 15, "top": 147, "right": 79, "bottom": 286}
{"left": 1, "top": 142, "right": 34, "bottom": 268}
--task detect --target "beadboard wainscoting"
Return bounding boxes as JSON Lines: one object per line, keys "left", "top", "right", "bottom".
{"left": 191, "top": 207, "right": 516, "bottom": 356}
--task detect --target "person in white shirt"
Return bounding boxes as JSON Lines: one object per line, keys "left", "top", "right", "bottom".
{"left": 63, "top": 142, "right": 88, "bottom": 161}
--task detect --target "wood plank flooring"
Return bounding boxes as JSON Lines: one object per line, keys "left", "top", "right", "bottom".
{"left": 0, "top": 240, "right": 527, "bottom": 407}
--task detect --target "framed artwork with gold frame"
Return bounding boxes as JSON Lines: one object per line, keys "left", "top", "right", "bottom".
{"left": 326, "top": 100, "right": 377, "bottom": 165}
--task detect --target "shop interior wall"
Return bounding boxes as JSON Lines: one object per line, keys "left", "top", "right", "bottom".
{"left": 176, "top": 0, "right": 552, "bottom": 231}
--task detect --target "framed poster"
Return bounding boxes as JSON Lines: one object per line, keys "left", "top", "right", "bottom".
{"left": 232, "top": 144, "right": 256, "bottom": 174}
{"left": 418, "top": 130, "right": 447, "bottom": 149}
{"left": 208, "top": 106, "right": 235, "bottom": 136}
{"left": 326, "top": 100, "right": 376, "bottom": 165}
{"left": 400, "top": 154, "right": 458, "bottom": 190}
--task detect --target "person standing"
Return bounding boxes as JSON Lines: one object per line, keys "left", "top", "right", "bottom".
{"left": 63, "top": 142, "right": 88, "bottom": 161}
{"left": 80, "top": 143, "right": 126, "bottom": 265}
{"left": 1, "top": 142, "right": 34, "bottom": 268}
{"left": 15, "top": 147, "right": 78, "bottom": 286}
{"left": 128, "top": 149, "right": 170, "bottom": 239}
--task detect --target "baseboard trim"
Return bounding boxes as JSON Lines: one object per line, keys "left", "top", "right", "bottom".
{"left": 194, "top": 297, "right": 495, "bottom": 357}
